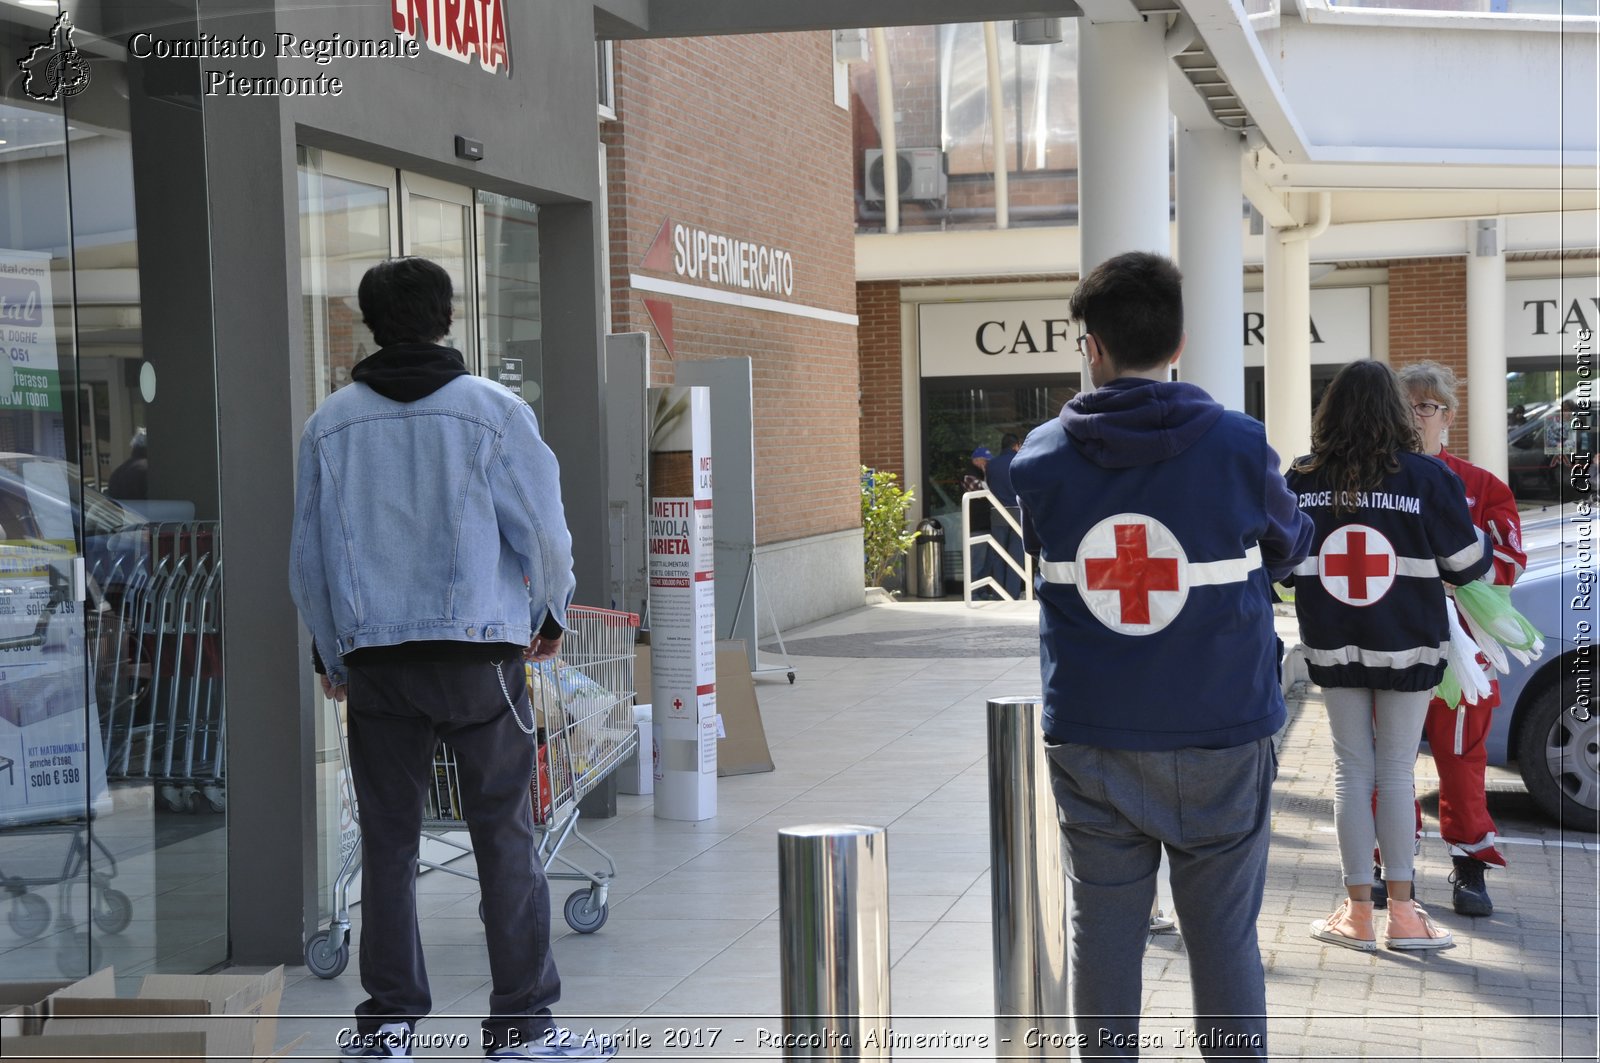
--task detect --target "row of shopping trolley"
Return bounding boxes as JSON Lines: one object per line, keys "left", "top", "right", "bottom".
{"left": 304, "top": 604, "right": 642, "bottom": 979}
{"left": 94, "top": 521, "right": 226, "bottom": 815}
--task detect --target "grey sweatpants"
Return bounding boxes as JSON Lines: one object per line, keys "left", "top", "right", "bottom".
{"left": 1046, "top": 738, "right": 1276, "bottom": 1060}
{"left": 1322, "top": 687, "right": 1432, "bottom": 886}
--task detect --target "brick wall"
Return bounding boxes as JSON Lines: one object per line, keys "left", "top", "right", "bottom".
{"left": 1387, "top": 257, "right": 1472, "bottom": 451}
{"left": 606, "top": 33, "right": 858, "bottom": 546}
{"left": 857, "top": 281, "right": 903, "bottom": 479}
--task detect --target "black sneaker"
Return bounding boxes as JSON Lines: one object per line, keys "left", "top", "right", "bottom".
{"left": 341, "top": 1022, "right": 413, "bottom": 1060}
{"left": 1449, "top": 856, "right": 1493, "bottom": 917}
{"left": 1370, "top": 865, "right": 1388, "bottom": 910}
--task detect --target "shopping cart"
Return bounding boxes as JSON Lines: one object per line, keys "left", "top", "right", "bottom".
{"left": 98, "top": 521, "right": 226, "bottom": 815}
{"left": 305, "top": 606, "right": 640, "bottom": 979}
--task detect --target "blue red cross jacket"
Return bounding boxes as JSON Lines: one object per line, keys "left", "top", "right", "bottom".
{"left": 1012, "top": 378, "right": 1314, "bottom": 750}
{"left": 1284, "top": 453, "right": 1491, "bottom": 692}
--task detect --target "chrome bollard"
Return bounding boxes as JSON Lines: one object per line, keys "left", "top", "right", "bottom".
{"left": 988, "top": 697, "right": 1070, "bottom": 1059}
{"left": 778, "top": 824, "right": 892, "bottom": 1060}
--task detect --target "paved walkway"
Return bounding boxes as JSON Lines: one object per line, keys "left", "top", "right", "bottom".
{"left": 265, "top": 599, "right": 1599, "bottom": 1061}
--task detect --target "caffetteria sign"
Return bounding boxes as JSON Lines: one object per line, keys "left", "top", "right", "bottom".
{"left": 391, "top": 0, "right": 509, "bottom": 75}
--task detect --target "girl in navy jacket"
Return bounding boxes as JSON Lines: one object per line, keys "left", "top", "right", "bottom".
{"left": 1285, "top": 361, "right": 1489, "bottom": 953}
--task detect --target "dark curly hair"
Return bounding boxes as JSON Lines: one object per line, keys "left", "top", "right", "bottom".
{"left": 1293, "top": 360, "right": 1421, "bottom": 516}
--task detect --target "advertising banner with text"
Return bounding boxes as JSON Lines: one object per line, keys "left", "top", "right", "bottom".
{"left": 647, "top": 386, "right": 717, "bottom": 821}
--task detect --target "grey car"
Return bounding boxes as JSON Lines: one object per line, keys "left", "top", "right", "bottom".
{"left": 1481, "top": 505, "right": 1597, "bottom": 827}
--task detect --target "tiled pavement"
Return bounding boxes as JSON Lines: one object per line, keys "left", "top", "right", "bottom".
{"left": 261, "top": 599, "right": 1599, "bottom": 1061}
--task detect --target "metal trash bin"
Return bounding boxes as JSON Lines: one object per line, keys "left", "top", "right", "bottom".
{"left": 911, "top": 518, "right": 944, "bottom": 599}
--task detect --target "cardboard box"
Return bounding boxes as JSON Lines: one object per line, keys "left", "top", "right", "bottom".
{"left": 0, "top": 968, "right": 116, "bottom": 1039}
{"left": 617, "top": 703, "right": 653, "bottom": 794}
{"left": 2, "top": 966, "right": 286, "bottom": 1063}
{"left": 713, "top": 641, "right": 774, "bottom": 778}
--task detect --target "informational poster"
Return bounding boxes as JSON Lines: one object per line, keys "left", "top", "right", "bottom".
{"left": 0, "top": 613, "right": 109, "bottom": 826}
{"left": 0, "top": 249, "right": 61, "bottom": 413}
{"left": 647, "top": 386, "right": 717, "bottom": 821}
{"left": 495, "top": 356, "right": 523, "bottom": 398}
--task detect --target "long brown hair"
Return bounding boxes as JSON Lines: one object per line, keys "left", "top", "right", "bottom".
{"left": 1293, "top": 360, "right": 1421, "bottom": 515}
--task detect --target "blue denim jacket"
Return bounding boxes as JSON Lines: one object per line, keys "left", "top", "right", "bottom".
{"left": 289, "top": 374, "right": 575, "bottom": 684}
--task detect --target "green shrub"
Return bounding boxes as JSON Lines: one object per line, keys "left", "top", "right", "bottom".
{"left": 860, "top": 466, "right": 918, "bottom": 588}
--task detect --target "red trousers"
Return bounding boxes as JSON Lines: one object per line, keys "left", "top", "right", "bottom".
{"left": 1373, "top": 685, "right": 1507, "bottom": 870}
{"left": 1422, "top": 688, "right": 1507, "bottom": 866}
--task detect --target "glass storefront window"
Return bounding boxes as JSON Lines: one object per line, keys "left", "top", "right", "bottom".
{"left": 478, "top": 191, "right": 542, "bottom": 423}
{"left": 851, "top": 22, "right": 1085, "bottom": 232}
{"left": 921, "top": 376, "right": 1078, "bottom": 582}
{"left": 299, "top": 148, "right": 395, "bottom": 404}
{"left": 3, "top": 0, "right": 227, "bottom": 980}
{"left": 1506, "top": 367, "right": 1587, "bottom": 502}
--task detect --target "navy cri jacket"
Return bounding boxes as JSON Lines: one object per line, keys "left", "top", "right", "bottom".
{"left": 1284, "top": 453, "right": 1490, "bottom": 692}
{"left": 1012, "top": 378, "right": 1314, "bottom": 751}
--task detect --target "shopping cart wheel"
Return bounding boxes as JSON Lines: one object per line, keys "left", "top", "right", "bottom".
{"left": 92, "top": 889, "right": 133, "bottom": 934}
{"left": 8, "top": 893, "right": 51, "bottom": 939}
{"left": 787, "top": 671, "right": 796, "bottom": 684}
{"left": 305, "top": 929, "right": 350, "bottom": 979}
{"left": 563, "top": 888, "right": 608, "bottom": 934}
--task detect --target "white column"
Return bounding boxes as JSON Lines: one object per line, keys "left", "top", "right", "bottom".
{"left": 1466, "top": 218, "right": 1509, "bottom": 480}
{"left": 1175, "top": 127, "right": 1244, "bottom": 410}
{"left": 1077, "top": 19, "right": 1171, "bottom": 274}
{"left": 984, "top": 22, "right": 1010, "bottom": 229}
{"left": 1264, "top": 225, "right": 1313, "bottom": 467}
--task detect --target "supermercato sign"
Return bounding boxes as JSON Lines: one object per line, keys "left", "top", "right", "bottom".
{"left": 390, "top": 0, "right": 509, "bottom": 75}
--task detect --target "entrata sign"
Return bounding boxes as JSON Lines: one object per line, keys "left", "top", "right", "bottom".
{"left": 641, "top": 218, "right": 795, "bottom": 298}
{"left": 390, "top": 0, "right": 509, "bottom": 75}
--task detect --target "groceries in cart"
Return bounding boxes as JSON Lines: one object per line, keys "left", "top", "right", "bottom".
{"left": 306, "top": 606, "right": 642, "bottom": 978}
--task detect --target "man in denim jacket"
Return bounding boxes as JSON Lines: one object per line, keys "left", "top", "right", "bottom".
{"left": 291, "top": 257, "right": 611, "bottom": 1061}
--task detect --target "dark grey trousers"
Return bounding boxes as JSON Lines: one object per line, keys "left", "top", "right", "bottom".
{"left": 1045, "top": 737, "right": 1276, "bottom": 1060}
{"left": 346, "top": 658, "right": 560, "bottom": 1050}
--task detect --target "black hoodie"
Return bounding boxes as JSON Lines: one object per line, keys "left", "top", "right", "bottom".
{"left": 350, "top": 342, "right": 470, "bottom": 402}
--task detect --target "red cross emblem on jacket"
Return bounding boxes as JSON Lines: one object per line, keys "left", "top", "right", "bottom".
{"left": 1076, "top": 513, "right": 1191, "bottom": 635}
{"left": 1318, "top": 524, "right": 1397, "bottom": 606}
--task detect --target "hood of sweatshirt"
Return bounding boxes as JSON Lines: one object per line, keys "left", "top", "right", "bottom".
{"left": 1060, "top": 377, "right": 1225, "bottom": 469}
{"left": 351, "top": 342, "right": 469, "bottom": 402}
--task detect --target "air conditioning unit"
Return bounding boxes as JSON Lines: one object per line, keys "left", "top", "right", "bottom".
{"left": 864, "top": 148, "right": 947, "bottom": 203}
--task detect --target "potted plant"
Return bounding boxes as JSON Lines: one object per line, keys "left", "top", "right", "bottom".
{"left": 860, "top": 465, "right": 917, "bottom": 596}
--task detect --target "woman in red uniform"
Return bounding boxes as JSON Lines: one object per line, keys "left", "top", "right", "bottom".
{"left": 1383, "top": 362, "right": 1526, "bottom": 918}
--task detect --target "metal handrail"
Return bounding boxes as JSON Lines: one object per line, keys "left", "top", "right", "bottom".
{"left": 960, "top": 488, "right": 1035, "bottom": 606}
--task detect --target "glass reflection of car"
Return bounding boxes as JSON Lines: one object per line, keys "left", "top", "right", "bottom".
{"left": 1507, "top": 406, "right": 1563, "bottom": 499}
{"left": 0, "top": 455, "right": 149, "bottom": 637}
{"left": 1478, "top": 509, "right": 1597, "bottom": 827}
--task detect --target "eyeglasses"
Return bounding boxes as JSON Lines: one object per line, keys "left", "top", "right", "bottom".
{"left": 1412, "top": 402, "right": 1447, "bottom": 418}
{"left": 1074, "top": 333, "right": 1090, "bottom": 354}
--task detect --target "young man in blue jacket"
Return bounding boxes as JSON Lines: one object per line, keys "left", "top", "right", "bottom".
{"left": 290, "top": 257, "right": 612, "bottom": 1061}
{"left": 1012, "top": 252, "right": 1313, "bottom": 1060}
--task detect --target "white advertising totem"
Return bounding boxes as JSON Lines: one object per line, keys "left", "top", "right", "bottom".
{"left": 646, "top": 386, "right": 717, "bottom": 821}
